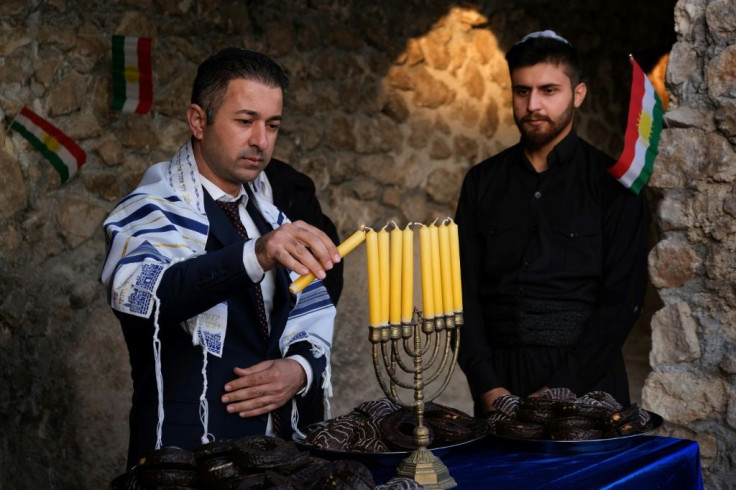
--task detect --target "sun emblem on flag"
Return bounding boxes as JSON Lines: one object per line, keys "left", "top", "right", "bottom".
{"left": 42, "top": 134, "right": 60, "bottom": 152}
{"left": 638, "top": 111, "right": 652, "bottom": 141}
{"left": 124, "top": 65, "right": 140, "bottom": 83}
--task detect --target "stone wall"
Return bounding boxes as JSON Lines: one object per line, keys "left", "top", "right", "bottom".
{"left": 642, "top": 0, "right": 736, "bottom": 486}
{"left": 2, "top": 0, "right": 725, "bottom": 488}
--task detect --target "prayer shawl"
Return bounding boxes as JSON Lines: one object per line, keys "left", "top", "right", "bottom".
{"left": 101, "top": 141, "right": 335, "bottom": 446}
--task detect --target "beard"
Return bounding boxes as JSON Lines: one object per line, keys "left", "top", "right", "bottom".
{"left": 515, "top": 100, "right": 575, "bottom": 151}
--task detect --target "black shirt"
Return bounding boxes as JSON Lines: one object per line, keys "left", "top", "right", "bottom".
{"left": 455, "top": 130, "right": 650, "bottom": 401}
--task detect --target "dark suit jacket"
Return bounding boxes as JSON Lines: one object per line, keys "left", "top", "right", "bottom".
{"left": 118, "top": 161, "right": 339, "bottom": 468}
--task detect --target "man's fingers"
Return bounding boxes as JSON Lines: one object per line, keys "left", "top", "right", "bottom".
{"left": 222, "top": 359, "right": 305, "bottom": 416}
{"left": 255, "top": 221, "right": 339, "bottom": 278}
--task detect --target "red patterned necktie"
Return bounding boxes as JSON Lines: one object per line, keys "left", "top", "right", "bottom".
{"left": 215, "top": 196, "right": 282, "bottom": 436}
{"left": 215, "top": 198, "right": 269, "bottom": 343}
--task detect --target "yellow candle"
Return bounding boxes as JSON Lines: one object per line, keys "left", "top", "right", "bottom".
{"left": 448, "top": 219, "right": 463, "bottom": 311}
{"left": 438, "top": 221, "right": 454, "bottom": 316}
{"left": 289, "top": 228, "right": 366, "bottom": 294}
{"left": 389, "top": 224, "right": 403, "bottom": 325}
{"left": 429, "top": 222, "right": 444, "bottom": 316}
{"left": 401, "top": 224, "right": 414, "bottom": 323}
{"left": 338, "top": 228, "right": 368, "bottom": 257}
{"left": 366, "top": 229, "right": 381, "bottom": 326}
{"left": 378, "top": 226, "right": 390, "bottom": 325}
{"left": 419, "top": 225, "right": 434, "bottom": 319}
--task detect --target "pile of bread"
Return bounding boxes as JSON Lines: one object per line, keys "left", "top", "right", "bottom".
{"left": 486, "top": 388, "right": 654, "bottom": 441}
{"left": 302, "top": 398, "right": 486, "bottom": 453}
{"left": 110, "top": 434, "right": 423, "bottom": 489}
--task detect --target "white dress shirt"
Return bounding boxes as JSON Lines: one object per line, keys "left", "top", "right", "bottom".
{"left": 200, "top": 173, "right": 313, "bottom": 434}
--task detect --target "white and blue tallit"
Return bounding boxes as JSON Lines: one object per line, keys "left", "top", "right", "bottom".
{"left": 101, "top": 140, "right": 335, "bottom": 446}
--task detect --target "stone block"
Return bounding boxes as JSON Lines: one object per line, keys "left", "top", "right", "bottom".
{"left": 0, "top": 149, "right": 27, "bottom": 220}
{"left": 54, "top": 197, "right": 108, "bottom": 249}
{"left": 642, "top": 370, "right": 726, "bottom": 425}
{"left": 648, "top": 235, "right": 701, "bottom": 288}
{"left": 650, "top": 302, "right": 701, "bottom": 366}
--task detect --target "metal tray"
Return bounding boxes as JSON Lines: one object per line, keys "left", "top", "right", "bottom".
{"left": 294, "top": 420, "right": 488, "bottom": 467}
{"left": 487, "top": 410, "right": 663, "bottom": 454}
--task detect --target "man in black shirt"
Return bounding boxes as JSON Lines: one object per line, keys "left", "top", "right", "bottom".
{"left": 455, "top": 31, "right": 650, "bottom": 414}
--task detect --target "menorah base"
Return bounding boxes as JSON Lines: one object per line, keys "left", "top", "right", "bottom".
{"left": 396, "top": 447, "right": 457, "bottom": 489}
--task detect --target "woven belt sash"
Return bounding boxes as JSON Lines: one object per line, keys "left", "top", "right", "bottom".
{"left": 484, "top": 298, "right": 593, "bottom": 347}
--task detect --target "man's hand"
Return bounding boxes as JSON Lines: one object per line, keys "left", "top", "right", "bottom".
{"left": 255, "top": 220, "right": 339, "bottom": 280}
{"left": 221, "top": 359, "right": 307, "bottom": 418}
{"left": 528, "top": 386, "right": 550, "bottom": 398}
{"left": 480, "top": 387, "right": 512, "bottom": 412}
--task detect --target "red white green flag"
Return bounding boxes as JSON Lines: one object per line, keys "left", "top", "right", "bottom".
{"left": 11, "top": 107, "right": 87, "bottom": 183}
{"left": 607, "top": 56, "right": 664, "bottom": 194}
{"left": 111, "top": 35, "right": 153, "bottom": 114}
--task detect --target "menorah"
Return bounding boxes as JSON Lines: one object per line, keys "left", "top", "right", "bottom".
{"left": 365, "top": 219, "right": 463, "bottom": 488}
{"left": 369, "top": 309, "right": 463, "bottom": 488}
{"left": 290, "top": 219, "right": 464, "bottom": 489}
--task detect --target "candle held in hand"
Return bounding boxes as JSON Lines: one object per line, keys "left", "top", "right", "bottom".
{"left": 288, "top": 228, "right": 366, "bottom": 294}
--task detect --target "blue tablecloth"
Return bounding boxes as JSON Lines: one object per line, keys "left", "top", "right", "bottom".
{"left": 371, "top": 436, "right": 703, "bottom": 489}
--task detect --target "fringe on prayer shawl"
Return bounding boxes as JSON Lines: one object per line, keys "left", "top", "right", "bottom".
{"left": 101, "top": 140, "right": 335, "bottom": 446}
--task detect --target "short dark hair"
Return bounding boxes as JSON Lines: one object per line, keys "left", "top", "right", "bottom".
{"left": 505, "top": 34, "right": 583, "bottom": 86}
{"left": 191, "top": 48, "right": 289, "bottom": 124}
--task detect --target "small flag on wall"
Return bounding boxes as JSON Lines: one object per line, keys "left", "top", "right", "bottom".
{"left": 111, "top": 35, "right": 153, "bottom": 114}
{"left": 11, "top": 107, "right": 87, "bottom": 183}
{"left": 607, "top": 56, "right": 664, "bottom": 194}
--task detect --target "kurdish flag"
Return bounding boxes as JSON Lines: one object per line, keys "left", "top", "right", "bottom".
{"left": 111, "top": 35, "right": 153, "bottom": 114}
{"left": 607, "top": 56, "right": 664, "bottom": 194}
{"left": 11, "top": 107, "right": 86, "bottom": 183}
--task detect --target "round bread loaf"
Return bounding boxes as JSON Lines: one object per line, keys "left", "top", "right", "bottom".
{"left": 424, "top": 403, "right": 475, "bottom": 445}
{"left": 548, "top": 416, "right": 601, "bottom": 440}
{"left": 304, "top": 412, "right": 364, "bottom": 452}
{"left": 234, "top": 435, "right": 307, "bottom": 472}
{"left": 194, "top": 439, "right": 235, "bottom": 464}
{"left": 517, "top": 397, "right": 558, "bottom": 424}
{"left": 137, "top": 467, "right": 199, "bottom": 488}
{"left": 495, "top": 419, "right": 546, "bottom": 439}
{"left": 378, "top": 409, "right": 435, "bottom": 451}
{"left": 138, "top": 446, "right": 196, "bottom": 469}
{"left": 305, "top": 460, "right": 375, "bottom": 489}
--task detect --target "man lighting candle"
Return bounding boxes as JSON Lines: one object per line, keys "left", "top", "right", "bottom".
{"left": 289, "top": 227, "right": 366, "bottom": 294}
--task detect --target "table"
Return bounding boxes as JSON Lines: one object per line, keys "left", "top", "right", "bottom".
{"left": 371, "top": 436, "right": 703, "bottom": 489}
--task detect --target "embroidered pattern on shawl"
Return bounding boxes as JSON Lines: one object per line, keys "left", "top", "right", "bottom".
{"left": 101, "top": 140, "right": 335, "bottom": 447}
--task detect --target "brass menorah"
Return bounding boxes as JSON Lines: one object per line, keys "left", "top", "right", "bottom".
{"left": 291, "top": 219, "right": 464, "bottom": 488}
{"left": 369, "top": 310, "right": 463, "bottom": 489}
